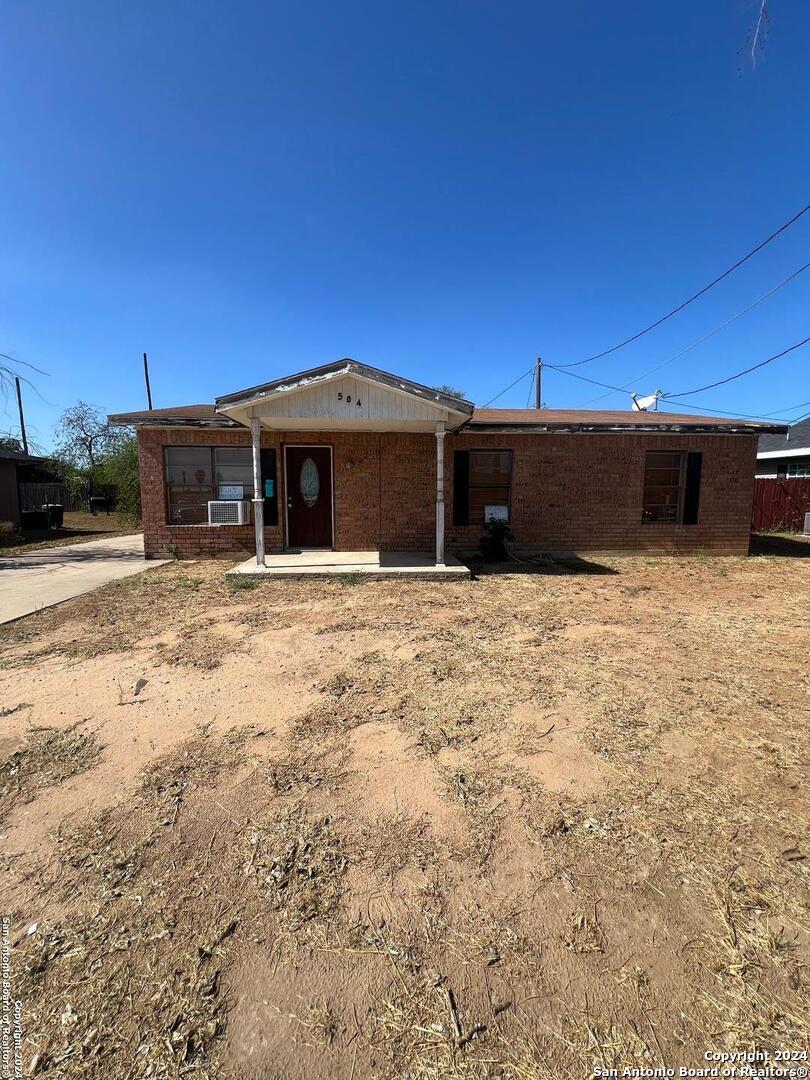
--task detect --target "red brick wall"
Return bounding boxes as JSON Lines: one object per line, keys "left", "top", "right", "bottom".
{"left": 446, "top": 432, "right": 758, "bottom": 555}
{"left": 137, "top": 427, "right": 757, "bottom": 558}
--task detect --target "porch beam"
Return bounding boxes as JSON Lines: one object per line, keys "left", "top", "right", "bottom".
{"left": 250, "top": 415, "right": 266, "bottom": 567}
{"left": 435, "top": 422, "right": 446, "bottom": 567}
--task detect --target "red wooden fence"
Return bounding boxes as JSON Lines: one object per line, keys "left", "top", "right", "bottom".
{"left": 752, "top": 478, "right": 810, "bottom": 533}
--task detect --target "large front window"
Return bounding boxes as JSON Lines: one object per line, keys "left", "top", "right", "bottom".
{"left": 165, "top": 447, "right": 254, "bottom": 524}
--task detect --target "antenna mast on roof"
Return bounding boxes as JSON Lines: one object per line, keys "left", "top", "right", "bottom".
{"left": 535, "top": 357, "right": 542, "bottom": 409}
{"left": 15, "top": 377, "right": 29, "bottom": 455}
{"left": 143, "top": 352, "right": 153, "bottom": 410}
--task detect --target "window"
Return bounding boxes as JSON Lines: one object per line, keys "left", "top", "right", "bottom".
{"left": 165, "top": 447, "right": 256, "bottom": 524}
{"left": 453, "top": 449, "right": 512, "bottom": 525}
{"left": 642, "top": 450, "right": 702, "bottom": 524}
{"left": 214, "top": 447, "right": 254, "bottom": 496}
{"left": 786, "top": 461, "right": 810, "bottom": 477}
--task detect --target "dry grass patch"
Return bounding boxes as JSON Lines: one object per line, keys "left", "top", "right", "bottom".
{"left": 0, "top": 724, "right": 101, "bottom": 822}
{"left": 243, "top": 809, "right": 349, "bottom": 933}
{"left": 2, "top": 553, "right": 809, "bottom": 1078}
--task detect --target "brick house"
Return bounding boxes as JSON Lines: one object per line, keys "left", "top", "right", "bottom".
{"left": 109, "top": 359, "right": 786, "bottom": 565}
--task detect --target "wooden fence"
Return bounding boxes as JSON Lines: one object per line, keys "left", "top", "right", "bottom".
{"left": 751, "top": 478, "right": 810, "bottom": 533}
{"left": 19, "top": 482, "right": 78, "bottom": 512}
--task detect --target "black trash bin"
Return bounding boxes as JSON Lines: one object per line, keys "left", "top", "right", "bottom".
{"left": 42, "top": 504, "right": 64, "bottom": 528}
{"left": 89, "top": 496, "right": 109, "bottom": 515}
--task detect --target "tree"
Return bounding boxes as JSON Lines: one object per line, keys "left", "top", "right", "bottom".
{"left": 95, "top": 433, "right": 140, "bottom": 524}
{"left": 53, "top": 401, "right": 139, "bottom": 519}
{"left": 1, "top": 350, "right": 46, "bottom": 398}
{"left": 433, "top": 384, "right": 467, "bottom": 400}
{"left": 54, "top": 402, "right": 121, "bottom": 470}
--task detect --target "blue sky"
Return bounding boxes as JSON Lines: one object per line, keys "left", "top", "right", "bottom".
{"left": 1, "top": 1, "right": 809, "bottom": 449}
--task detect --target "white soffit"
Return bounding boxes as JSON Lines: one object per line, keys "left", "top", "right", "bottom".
{"left": 757, "top": 447, "right": 810, "bottom": 460}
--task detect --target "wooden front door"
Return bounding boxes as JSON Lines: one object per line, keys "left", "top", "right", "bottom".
{"left": 285, "top": 446, "right": 333, "bottom": 549}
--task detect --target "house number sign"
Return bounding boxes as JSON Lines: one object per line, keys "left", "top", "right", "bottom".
{"left": 337, "top": 392, "right": 362, "bottom": 407}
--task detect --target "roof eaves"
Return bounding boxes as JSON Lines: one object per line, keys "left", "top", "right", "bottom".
{"left": 215, "top": 359, "right": 475, "bottom": 416}
{"left": 461, "top": 420, "right": 788, "bottom": 435}
{"left": 108, "top": 413, "right": 239, "bottom": 429}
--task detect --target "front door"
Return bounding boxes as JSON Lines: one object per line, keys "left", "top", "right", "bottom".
{"left": 285, "top": 446, "right": 333, "bottom": 548}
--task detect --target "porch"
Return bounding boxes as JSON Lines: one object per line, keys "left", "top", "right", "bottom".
{"left": 226, "top": 549, "right": 471, "bottom": 579}
{"left": 213, "top": 360, "right": 476, "bottom": 569}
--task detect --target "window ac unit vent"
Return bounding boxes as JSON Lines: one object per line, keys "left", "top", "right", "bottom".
{"left": 207, "top": 500, "right": 251, "bottom": 525}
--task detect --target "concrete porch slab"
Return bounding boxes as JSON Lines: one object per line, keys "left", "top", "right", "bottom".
{"left": 226, "top": 550, "right": 471, "bottom": 579}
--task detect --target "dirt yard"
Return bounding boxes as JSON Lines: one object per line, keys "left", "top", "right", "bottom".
{"left": 1, "top": 544, "right": 808, "bottom": 1079}
{"left": 1, "top": 511, "right": 129, "bottom": 555}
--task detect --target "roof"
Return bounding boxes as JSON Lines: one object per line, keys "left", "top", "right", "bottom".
{"left": 214, "top": 358, "right": 475, "bottom": 416}
{"left": 757, "top": 416, "right": 810, "bottom": 455}
{"left": 464, "top": 408, "right": 787, "bottom": 435}
{"left": 0, "top": 447, "right": 45, "bottom": 463}
{"left": 108, "top": 360, "right": 787, "bottom": 435}
{"left": 109, "top": 404, "right": 239, "bottom": 429}
{"left": 109, "top": 401, "right": 787, "bottom": 435}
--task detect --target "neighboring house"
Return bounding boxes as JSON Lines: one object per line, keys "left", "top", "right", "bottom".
{"left": 109, "top": 358, "right": 786, "bottom": 563}
{"left": 0, "top": 447, "right": 45, "bottom": 526}
{"left": 756, "top": 417, "right": 810, "bottom": 478}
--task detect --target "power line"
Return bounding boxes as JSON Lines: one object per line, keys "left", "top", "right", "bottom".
{"left": 659, "top": 398, "right": 792, "bottom": 422}
{"left": 544, "top": 364, "right": 629, "bottom": 394}
{"left": 546, "top": 354, "right": 807, "bottom": 422}
{"left": 761, "top": 398, "right": 810, "bottom": 416}
{"left": 525, "top": 367, "right": 536, "bottom": 408}
{"left": 575, "top": 259, "right": 810, "bottom": 406}
{"left": 665, "top": 335, "right": 810, "bottom": 397}
{"left": 554, "top": 200, "right": 810, "bottom": 369}
{"left": 486, "top": 369, "right": 535, "bottom": 406}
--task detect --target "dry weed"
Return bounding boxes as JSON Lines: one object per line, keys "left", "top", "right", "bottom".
{"left": 0, "top": 724, "right": 101, "bottom": 821}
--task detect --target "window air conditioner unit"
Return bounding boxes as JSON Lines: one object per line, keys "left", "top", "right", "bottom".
{"left": 207, "top": 500, "right": 251, "bottom": 525}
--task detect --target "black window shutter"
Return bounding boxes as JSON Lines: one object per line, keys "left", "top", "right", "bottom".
{"left": 453, "top": 450, "right": 470, "bottom": 526}
{"left": 683, "top": 451, "right": 702, "bottom": 525}
{"left": 260, "top": 448, "right": 278, "bottom": 526}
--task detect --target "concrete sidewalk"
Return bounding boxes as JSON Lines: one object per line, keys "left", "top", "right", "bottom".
{"left": 227, "top": 549, "right": 471, "bottom": 579}
{"left": 0, "top": 534, "right": 167, "bottom": 624}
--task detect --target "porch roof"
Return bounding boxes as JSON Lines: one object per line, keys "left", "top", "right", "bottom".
{"left": 213, "top": 359, "right": 473, "bottom": 432}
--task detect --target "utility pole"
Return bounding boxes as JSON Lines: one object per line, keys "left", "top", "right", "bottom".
{"left": 534, "top": 357, "right": 543, "bottom": 409}
{"left": 15, "top": 377, "right": 29, "bottom": 455}
{"left": 143, "top": 352, "right": 153, "bottom": 410}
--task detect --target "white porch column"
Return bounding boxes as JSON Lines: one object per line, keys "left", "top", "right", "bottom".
{"left": 435, "top": 421, "right": 446, "bottom": 567}
{"left": 250, "top": 415, "right": 266, "bottom": 567}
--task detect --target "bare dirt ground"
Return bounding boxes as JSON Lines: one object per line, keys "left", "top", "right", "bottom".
{"left": 1, "top": 541, "right": 808, "bottom": 1079}
{"left": 1, "top": 511, "right": 128, "bottom": 555}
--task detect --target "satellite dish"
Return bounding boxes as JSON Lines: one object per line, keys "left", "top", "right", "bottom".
{"left": 631, "top": 390, "right": 662, "bottom": 412}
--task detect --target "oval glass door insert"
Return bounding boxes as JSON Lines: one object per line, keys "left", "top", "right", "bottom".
{"left": 299, "top": 456, "right": 320, "bottom": 508}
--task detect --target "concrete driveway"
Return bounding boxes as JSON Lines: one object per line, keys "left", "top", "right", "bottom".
{"left": 0, "top": 534, "right": 167, "bottom": 624}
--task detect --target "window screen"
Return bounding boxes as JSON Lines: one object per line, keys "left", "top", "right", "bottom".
{"left": 454, "top": 450, "right": 512, "bottom": 525}
{"left": 642, "top": 451, "right": 686, "bottom": 523}
{"left": 213, "top": 448, "right": 254, "bottom": 499}
{"left": 165, "top": 447, "right": 215, "bottom": 525}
